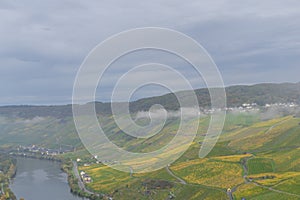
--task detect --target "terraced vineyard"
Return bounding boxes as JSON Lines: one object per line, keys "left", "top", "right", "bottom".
{"left": 247, "top": 158, "right": 275, "bottom": 175}
{"left": 66, "top": 114, "right": 300, "bottom": 200}
{"left": 0, "top": 104, "right": 299, "bottom": 199}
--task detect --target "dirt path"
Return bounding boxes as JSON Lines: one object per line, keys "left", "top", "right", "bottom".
{"left": 265, "top": 118, "right": 291, "bottom": 134}
{"left": 231, "top": 154, "right": 300, "bottom": 198}
{"left": 227, "top": 190, "right": 234, "bottom": 200}
{"left": 229, "top": 155, "right": 253, "bottom": 199}
{"left": 166, "top": 165, "right": 233, "bottom": 199}
{"left": 165, "top": 165, "right": 187, "bottom": 185}
{"left": 252, "top": 182, "right": 300, "bottom": 198}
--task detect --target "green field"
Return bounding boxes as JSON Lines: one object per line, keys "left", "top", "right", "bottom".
{"left": 247, "top": 158, "right": 275, "bottom": 175}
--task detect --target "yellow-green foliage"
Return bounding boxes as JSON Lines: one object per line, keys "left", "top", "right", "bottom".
{"left": 79, "top": 164, "right": 133, "bottom": 192}
{"left": 273, "top": 174, "right": 300, "bottom": 195}
{"left": 170, "top": 159, "right": 244, "bottom": 189}
{"left": 79, "top": 164, "right": 177, "bottom": 192}
{"left": 248, "top": 172, "right": 300, "bottom": 186}
{"left": 260, "top": 146, "right": 300, "bottom": 172}
{"left": 78, "top": 163, "right": 228, "bottom": 199}
{"left": 212, "top": 154, "right": 252, "bottom": 163}
{"left": 228, "top": 116, "right": 297, "bottom": 150}
{"left": 247, "top": 158, "right": 275, "bottom": 175}
{"left": 234, "top": 182, "right": 300, "bottom": 200}
{"left": 234, "top": 183, "right": 268, "bottom": 199}
{"left": 252, "top": 116, "right": 291, "bottom": 128}
{"left": 73, "top": 115, "right": 300, "bottom": 199}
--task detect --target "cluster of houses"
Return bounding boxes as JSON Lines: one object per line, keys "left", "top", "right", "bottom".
{"left": 265, "top": 102, "right": 298, "bottom": 108}
{"left": 226, "top": 103, "right": 260, "bottom": 113}
{"left": 16, "top": 145, "right": 73, "bottom": 156}
{"left": 201, "top": 103, "right": 259, "bottom": 114}
{"left": 80, "top": 171, "right": 92, "bottom": 183}
{"left": 202, "top": 102, "right": 299, "bottom": 114}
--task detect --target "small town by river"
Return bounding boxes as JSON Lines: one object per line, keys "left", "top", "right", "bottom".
{"left": 10, "top": 157, "right": 88, "bottom": 200}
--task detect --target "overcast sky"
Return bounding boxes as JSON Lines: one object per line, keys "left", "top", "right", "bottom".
{"left": 0, "top": 0, "right": 300, "bottom": 105}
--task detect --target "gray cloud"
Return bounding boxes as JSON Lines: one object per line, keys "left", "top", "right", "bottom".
{"left": 0, "top": 0, "right": 300, "bottom": 105}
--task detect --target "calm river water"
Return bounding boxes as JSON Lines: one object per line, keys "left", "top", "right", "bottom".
{"left": 10, "top": 157, "right": 88, "bottom": 200}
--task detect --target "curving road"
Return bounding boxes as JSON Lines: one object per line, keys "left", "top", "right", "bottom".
{"left": 231, "top": 154, "right": 300, "bottom": 199}
{"left": 265, "top": 118, "right": 290, "bottom": 134}
{"left": 72, "top": 161, "right": 100, "bottom": 196}
{"left": 252, "top": 181, "right": 300, "bottom": 198}
{"left": 165, "top": 165, "right": 234, "bottom": 199}
{"left": 227, "top": 190, "right": 234, "bottom": 200}
{"left": 165, "top": 165, "right": 187, "bottom": 185}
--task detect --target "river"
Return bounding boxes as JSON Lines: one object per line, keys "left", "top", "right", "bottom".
{"left": 10, "top": 157, "right": 88, "bottom": 200}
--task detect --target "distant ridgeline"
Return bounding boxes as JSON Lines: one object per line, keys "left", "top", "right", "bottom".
{"left": 0, "top": 82, "right": 299, "bottom": 119}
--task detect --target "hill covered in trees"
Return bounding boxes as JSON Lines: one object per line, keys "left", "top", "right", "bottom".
{"left": 0, "top": 82, "right": 299, "bottom": 119}
{"left": 0, "top": 82, "right": 299, "bottom": 199}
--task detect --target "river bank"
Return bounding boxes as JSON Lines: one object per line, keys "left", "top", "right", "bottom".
{"left": 10, "top": 157, "right": 91, "bottom": 200}
{"left": 61, "top": 160, "right": 103, "bottom": 200}
{"left": 0, "top": 154, "right": 17, "bottom": 200}
{"left": 10, "top": 153, "right": 104, "bottom": 200}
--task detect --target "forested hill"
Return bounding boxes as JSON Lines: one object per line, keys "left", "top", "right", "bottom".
{"left": 0, "top": 82, "right": 299, "bottom": 118}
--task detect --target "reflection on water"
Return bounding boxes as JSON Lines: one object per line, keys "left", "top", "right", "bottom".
{"left": 11, "top": 157, "right": 88, "bottom": 200}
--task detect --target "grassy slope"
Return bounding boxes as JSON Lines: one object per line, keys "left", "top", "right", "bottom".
{"left": 91, "top": 115, "right": 300, "bottom": 199}
{"left": 67, "top": 114, "right": 299, "bottom": 199}
{"left": 0, "top": 112, "right": 299, "bottom": 199}
{"left": 0, "top": 116, "right": 81, "bottom": 148}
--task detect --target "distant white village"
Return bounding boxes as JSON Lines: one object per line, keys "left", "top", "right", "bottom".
{"left": 202, "top": 102, "right": 298, "bottom": 115}
{"left": 13, "top": 144, "right": 73, "bottom": 156}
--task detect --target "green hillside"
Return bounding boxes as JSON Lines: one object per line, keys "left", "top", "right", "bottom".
{"left": 0, "top": 82, "right": 299, "bottom": 199}
{"left": 0, "top": 112, "right": 299, "bottom": 199}
{"left": 0, "top": 82, "right": 299, "bottom": 119}
{"left": 69, "top": 114, "right": 300, "bottom": 200}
